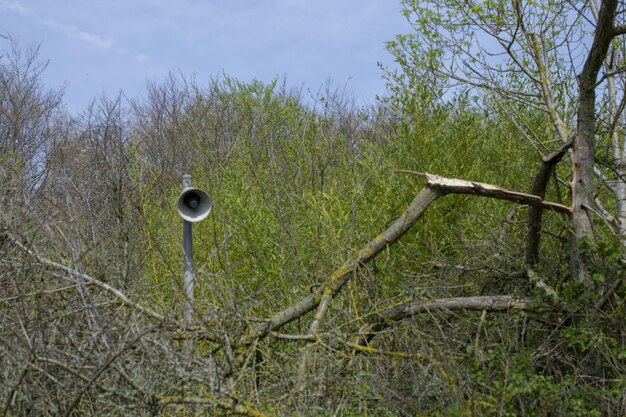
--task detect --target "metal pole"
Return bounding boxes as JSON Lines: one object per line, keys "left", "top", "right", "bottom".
{"left": 182, "top": 174, "right": 194, "bottom": 320}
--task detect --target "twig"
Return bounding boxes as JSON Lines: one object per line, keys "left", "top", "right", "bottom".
{"left": 157, "top": 394, "right": 273, "bottom": 417}
{"left": 7, "top": 234, "right": 164, "bottom": 321}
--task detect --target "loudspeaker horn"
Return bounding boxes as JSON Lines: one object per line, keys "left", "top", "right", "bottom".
{"left": 177, "top": 187, "right": 212, "bottom": 222}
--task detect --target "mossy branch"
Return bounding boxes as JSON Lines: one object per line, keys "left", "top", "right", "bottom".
{"left": 240, "top": 173, "right": 569, "bottom": 349}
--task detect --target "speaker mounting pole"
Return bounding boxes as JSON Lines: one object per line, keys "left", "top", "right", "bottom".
{"left": 182, "top": 174, "right": 194, "bottom": 320}
{"left": 177, "top": 174, "right": 212, "bottom": 321}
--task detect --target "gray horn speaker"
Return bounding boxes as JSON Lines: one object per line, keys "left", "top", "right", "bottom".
{"left": 177, "top": 187, "right": 212, "bottom": 222}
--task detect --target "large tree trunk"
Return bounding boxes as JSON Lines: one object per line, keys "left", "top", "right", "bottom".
{"left": 572, "top": 86, "right": 598, "bottom": 282}
{"left": 571, "top": 0, "right": 620, "bottom": 282}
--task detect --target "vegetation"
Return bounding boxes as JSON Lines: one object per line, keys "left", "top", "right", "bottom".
{"left": 1, "top": 1, "right": 625, "bottom": 416}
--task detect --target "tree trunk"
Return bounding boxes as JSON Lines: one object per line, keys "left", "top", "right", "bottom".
{"left": 571, "top": 0, "right": 620, "bottom": 282}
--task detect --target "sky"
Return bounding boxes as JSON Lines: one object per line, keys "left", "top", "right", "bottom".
{"left": 0, "top": 0, "right": 407, "bottom": 114}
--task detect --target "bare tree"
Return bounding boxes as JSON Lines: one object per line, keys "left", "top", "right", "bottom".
{"left": 0, "top": 38, "right": 64, "bottom": 200}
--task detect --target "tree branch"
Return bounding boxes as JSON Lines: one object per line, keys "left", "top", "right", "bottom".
{"left": 7, "top": 234, "right": 165, "bottom": 321}
{"left": 401, "top": 171, "right": 571, "bottom": 214}
{"left": 239, "top": 185, "right": 446, "bottom": 347}
{"left": 354, "top": 295, "right": 532, "bottom": 348}
{"left": 526, "top": 135, "right": 575, "bottom": 265}
{"left": 157, "top": 394, "right": 273, "bottom": 417}
{"left": 613, "top": 24, "right": 626, "bottom": 36}
{"left": 240, "top": 173, "right": 570, "bottom": 348}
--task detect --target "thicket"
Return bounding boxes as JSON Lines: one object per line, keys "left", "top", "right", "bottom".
{"left": 1, "top": 1, "right": 626, "bottom": 415}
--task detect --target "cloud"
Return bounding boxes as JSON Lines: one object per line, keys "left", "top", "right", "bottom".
{"left": 1, "top": 0, "right": 114, "bottom": 49}
{"left": 0, "top": 0, "right": 28, "bottom": 15}
{"left": 135, "top": 53, "right": 149, "bottom": 63}
{"left": 61, "top": 24, "right": 114, "bottom": 49}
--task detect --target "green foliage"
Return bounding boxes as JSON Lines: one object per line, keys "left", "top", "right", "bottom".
{"left": 129, "top": 70, "right": 613, "bottom": 416}
{"left": 3, "top": 7, "right": 625, "bottom": 412}
{"left": 136, "top": 72, "right": 548, "bottom": 322}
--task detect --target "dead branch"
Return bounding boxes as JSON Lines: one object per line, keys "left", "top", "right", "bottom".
{"left": 527, "top": 135, "right": 574, "bottom": 265}
{"left": 355, "top": 295, "right": 532, "bottom": 348}
{"left": 7, "top": 234, "right": 165, "bottom": 321}
{"left": 240, "top": 173, "right": 569, "bottom": 349}
{"left": 240, "top": 185, "right": 445, "bottom": 346}
{"left": 408, "top": 171, "right": 572, "bottom": 214}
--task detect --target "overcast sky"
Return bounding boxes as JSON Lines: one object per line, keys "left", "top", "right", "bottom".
{"left": 0, "top": 0, "right": 407, "bottom": 114}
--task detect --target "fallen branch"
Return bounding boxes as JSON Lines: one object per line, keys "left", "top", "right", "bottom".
{"left": 240, "top": 185, "right": 445, "bottom": 346}
{"left": 240, "top": 173, "right": 569, "bottom": 348}
{"left": 355, "top": 295, "right": 532, "bottom": 348}
{"left": 297, "top": 184, "right": 445, "bottom": 379}
{"left": 373, "top": 295, "right": 529, "bottom": 323}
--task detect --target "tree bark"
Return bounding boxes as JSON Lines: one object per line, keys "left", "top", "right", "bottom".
{"left": 590, "top": 0, "right": 626, "bottom": 250}
{"left": 572, "top": 0, "right": 620, "bottom": 282}
{"left": 526, "top": 136, "right": 574, "bottom": 265}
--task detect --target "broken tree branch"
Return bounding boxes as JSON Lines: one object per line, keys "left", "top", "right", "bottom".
{"left": 526, "top": 135, "right": 575, "bottom": 265}
{"left": 355, "top": 295, "right": 532, "bottom": 348}
{"left": 399, "top": 171, "right": 572, "bottom": 214}
{"left": 239, "top": 173, "right": 569, "bottom": 349}
{"left": 240, "top": 185, "right": 445, "bottom": 347}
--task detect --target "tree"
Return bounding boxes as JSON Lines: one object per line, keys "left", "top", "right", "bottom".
{"left": 573, "top": 0, "right": 626, "bottom": 280}
{"left": 386, "top": 0, "right": 626, "bottom": 281}
{"left": 0, "top": 38, "right": 64, "bottom": 200}
{"left": 2, "top": 4, "right": 626, "bottom": 415}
